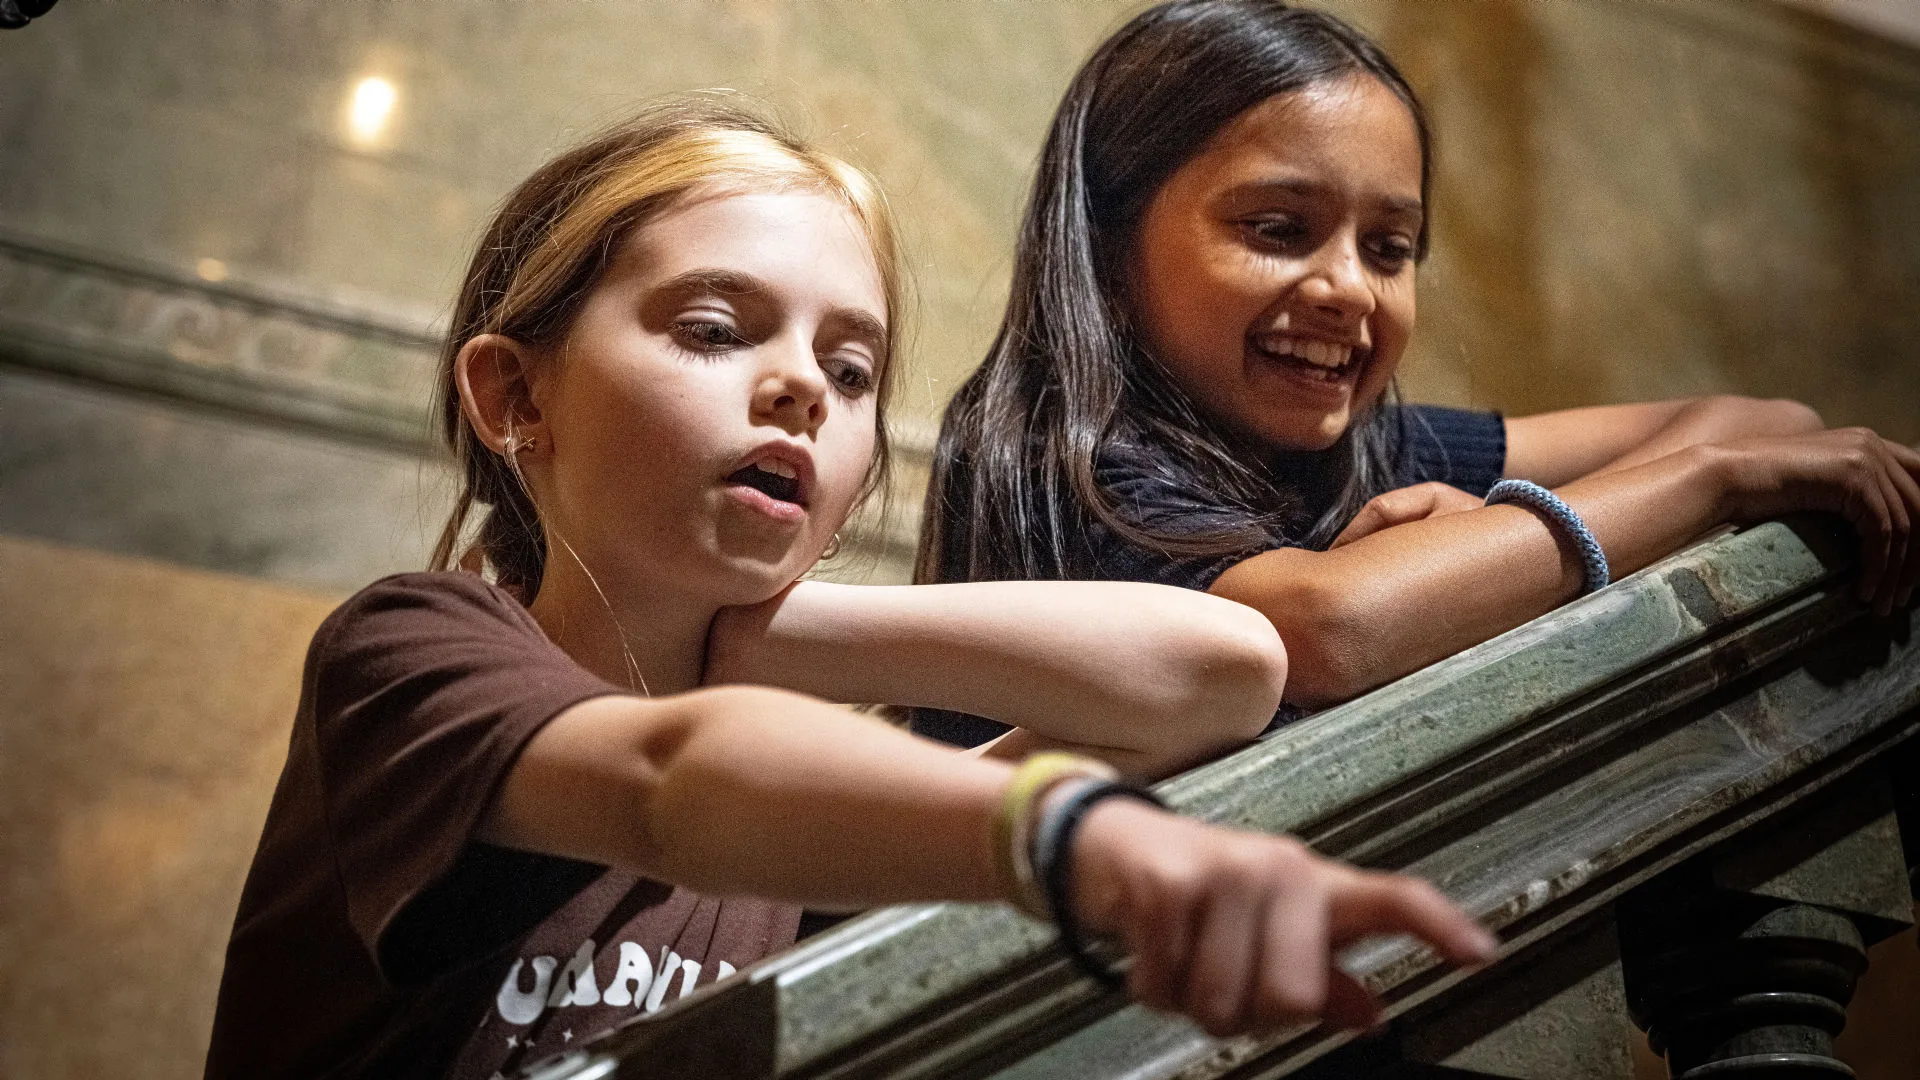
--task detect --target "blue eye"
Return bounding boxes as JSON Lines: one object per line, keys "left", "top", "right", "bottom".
{"left": 824, "top": 358, "right": 875, "bottom": 396}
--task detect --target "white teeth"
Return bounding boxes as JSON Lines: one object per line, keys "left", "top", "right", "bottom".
{"left": 753, "top": 459, "right": 797, "bottom": 479}
{"left": 1257, "top": 334, "right": 1353, "bottom": 370}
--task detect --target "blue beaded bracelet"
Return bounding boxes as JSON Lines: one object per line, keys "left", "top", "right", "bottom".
{"left": 1484, "top": 479, "right": 1611, "bottom": 595}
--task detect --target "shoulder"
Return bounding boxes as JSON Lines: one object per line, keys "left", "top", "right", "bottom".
{"left": 1395, "top": 403, "right": 1505, "bottom": 446}
{"left": 1092, "top": 439, "right": 1174, "bottom": 489}
{"left": 1393, "top": 404, "right": 1508, "bottom": 496}
{"left": 328, "top": 569, "right": 526, "bottom": 621}
{"left": 306, "top": 571, "right": 567, "bottom": 701}
{"left": 316, "top": 571, "right": 534, "bottom": 650}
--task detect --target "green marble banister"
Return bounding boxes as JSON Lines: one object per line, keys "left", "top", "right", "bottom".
{"left": 525, "top": 518, "right": 1919, "bottom": 1080}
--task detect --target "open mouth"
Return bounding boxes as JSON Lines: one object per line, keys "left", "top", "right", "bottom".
{"left": 726, "top": 459, "right": 806, "bottom": 507}
{"left": 1250, "top": 333, "right": 1366, "bottom": 384}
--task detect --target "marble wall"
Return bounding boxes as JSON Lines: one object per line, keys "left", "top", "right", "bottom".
{"left": 4, "top": 0, "right": 1916, "bottom": 591}
{"left": 0, "top": 536, "right": 336, "bottom": 1080}
{"left": 1377, "top": 0, "right": 1920, "bottom": 437}
{"left": 2, "top": 0, "right": 1155, "bottom": 587}
{"left": 1, "top": 2, "right": 1917, "bottom": 1078}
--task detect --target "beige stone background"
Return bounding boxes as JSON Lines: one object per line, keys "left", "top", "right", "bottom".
{"left": 0, "top": 2, "right": 1917, "bottom": 1078}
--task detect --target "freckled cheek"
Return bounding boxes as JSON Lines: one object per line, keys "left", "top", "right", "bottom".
{"left": 1203, "top": 246, "right": 1281, "bottom": 319}
{"left": 1144, "top": 238, "right": 1243, "bottom": 352}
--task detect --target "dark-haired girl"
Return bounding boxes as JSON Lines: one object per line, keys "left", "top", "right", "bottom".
{"left": 918, "top": 0, "right": 1919, "bottom": 745}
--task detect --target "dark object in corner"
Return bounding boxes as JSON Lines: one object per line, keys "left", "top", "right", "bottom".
{"left": 0, "top": 0, "right": 57, "bottom": 30}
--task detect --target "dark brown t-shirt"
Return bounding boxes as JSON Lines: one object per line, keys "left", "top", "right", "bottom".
{"left": 206, "top": 572, "right": 802, "bottom": 1080}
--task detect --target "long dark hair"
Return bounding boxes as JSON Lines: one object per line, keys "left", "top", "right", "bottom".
{"left": 917, "top": 0, "right": 1430, "bottom": 585}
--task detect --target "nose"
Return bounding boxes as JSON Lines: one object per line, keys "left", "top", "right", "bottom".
{"left": 751, "top": 334, "right": 829, "bottom": 438}
{"left": 1298, "top": 233, "right": 1377, "bottom": 323}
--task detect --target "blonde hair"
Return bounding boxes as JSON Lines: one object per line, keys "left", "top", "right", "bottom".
{"left": 429, "top": 97, "right": 904, "bottom": 595}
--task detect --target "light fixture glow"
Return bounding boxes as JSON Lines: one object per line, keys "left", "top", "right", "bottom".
{"left": 347, "top": 76, "right": 398, "bottom": 146}
{"left": 195, "top": 257, "right": 228, "bottom": 282}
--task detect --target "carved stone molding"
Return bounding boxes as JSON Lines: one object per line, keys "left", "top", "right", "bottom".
{"left": 0, "top": 228, "right": 442, "bottom": 450}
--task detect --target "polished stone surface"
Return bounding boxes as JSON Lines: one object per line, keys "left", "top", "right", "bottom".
{"left": 1399, "top": 914, "right": 1635, "bottom": 1080}
{"left": 1713, "top": 788, "right": 1915, "bottom": 939}
{"left": 0, "top": 367, "right": 452, "bottom": 592}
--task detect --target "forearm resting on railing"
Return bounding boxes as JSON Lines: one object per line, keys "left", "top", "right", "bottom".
{"left": 705, "top": 579, "right": 1288, "bottom": 772}
{"left": 1214, "top": 445, "right": 1736, "bottom": 708}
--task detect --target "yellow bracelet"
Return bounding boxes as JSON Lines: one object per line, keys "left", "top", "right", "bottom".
{"left": 990, "top": 752, "right": 1118, "bottom": 920}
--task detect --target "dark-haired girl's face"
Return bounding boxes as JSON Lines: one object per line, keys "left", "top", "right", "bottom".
{"left": 1130, "top": 75, "right": 1423, "bottom": 452}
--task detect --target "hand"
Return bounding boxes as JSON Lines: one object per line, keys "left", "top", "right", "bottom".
{"left": 1714, "top": 429, "right": 1920, "bottom": 615}
{"left": 1332, "top": 482, "right": 1484, "bottom": 549}
{"left": 1070, "top": 799, "right": 1497, "bottom": 1036}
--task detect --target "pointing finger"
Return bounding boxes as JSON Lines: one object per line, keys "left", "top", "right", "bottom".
{"left": 1328, "top": 872, "right": 1497, "bottom": 966}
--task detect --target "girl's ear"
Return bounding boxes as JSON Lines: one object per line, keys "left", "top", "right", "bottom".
{"left": 454, "top": 334, "right": 547, "bottom": 457}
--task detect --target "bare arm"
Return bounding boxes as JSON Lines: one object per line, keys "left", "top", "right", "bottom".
{"left": 479, "top": 684, "right": 1495, "bottom": 1030}
{"left": 480, "top": 686, "right": 1010, "bottom": 906}
{"left": 1334, "top": 397, "right": 1826, "bottom": 546}
{"left": 1506, "top": 396, "right": 1824, "bottom": 486}
{"left": 1218, "top": 432, "right": 1920, "bottom": 708}
{"left": 705, "top": 580, "right": 1288, "bottom": 777}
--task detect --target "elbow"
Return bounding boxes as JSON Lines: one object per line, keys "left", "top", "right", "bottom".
{"left": 1131, "top": 604, "right": 1289, "bottom": 776}
{"left": 1260, "top": 580, "right": 1377, "bottom": 711}
{"left": 1199, "top": 607, "right": 1290, "bottom": 740}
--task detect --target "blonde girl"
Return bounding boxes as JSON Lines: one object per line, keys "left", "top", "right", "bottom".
{"left": 205, "top": 100, "right": 1492, "bottom": 1080}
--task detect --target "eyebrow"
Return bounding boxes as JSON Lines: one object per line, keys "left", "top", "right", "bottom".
{"left": 1223, "top": 178, "right": 1424, "bottom": 218}
{"left": 654, "top": 267, "right": 888, "bottom": 357}
{"left": 654, "top": 268, "right": 769, "bottom": 298}
{"left": 826, "top": 308, "right": 889, "bottom": 360}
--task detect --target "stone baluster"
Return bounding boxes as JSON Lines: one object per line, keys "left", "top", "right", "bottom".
{"left": 1620, "top": 776, "right": 1913, "bottom": 1080}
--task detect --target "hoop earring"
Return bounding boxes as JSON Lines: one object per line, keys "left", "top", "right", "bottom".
{"left": 819, "top": 532, "right": 842, "bottom": 561}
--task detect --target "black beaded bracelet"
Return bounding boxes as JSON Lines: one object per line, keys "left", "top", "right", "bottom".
{"left": 1034, "top": 778, "right": 1169, "bottom": 989}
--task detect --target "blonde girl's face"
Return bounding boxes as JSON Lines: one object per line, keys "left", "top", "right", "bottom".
{"left": 535, "top": 188, "right": 886, "bottom": 605}
{"left": 1131, "top": 75, "right": 1424, "bottom": 452}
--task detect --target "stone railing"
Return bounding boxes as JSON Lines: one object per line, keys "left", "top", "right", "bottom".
{"left": 524, "top": 518, "right": 1917, "bottom": 1080}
